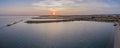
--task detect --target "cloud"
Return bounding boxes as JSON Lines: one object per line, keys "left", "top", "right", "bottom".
{"left": 32, "top": 0, "right": 84, "bottom": 11}
{"left": 32, "top": 0, "right": 119, "bottom": 12}
{"left": 0, "top": 0, "right": 120, "bottom": 15}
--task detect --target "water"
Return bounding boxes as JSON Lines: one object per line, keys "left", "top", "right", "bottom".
{"left": 0, "top": 16, "right": 115, "bottom": 48}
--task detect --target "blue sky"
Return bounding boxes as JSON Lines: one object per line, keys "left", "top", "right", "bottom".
{"left": 0, "top": 0, "right": 120, "bottom": 15}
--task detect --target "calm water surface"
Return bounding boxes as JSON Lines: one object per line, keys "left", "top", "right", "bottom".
{"left": 0, "top": 16, "right": 115, "bottom": 48}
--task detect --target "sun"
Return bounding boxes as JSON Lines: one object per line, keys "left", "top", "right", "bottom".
{"left": 51, "top": 11, "right": 56, "bottom": 16}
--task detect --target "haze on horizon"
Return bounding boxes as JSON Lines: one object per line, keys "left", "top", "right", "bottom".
{"left": 0, "top": 0, "right": 120, "bottom": 15}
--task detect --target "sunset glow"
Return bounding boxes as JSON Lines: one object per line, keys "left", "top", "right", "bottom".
{"left": 51, "top": 11, "right": 56, "bottom": 16}
{"left": 0, "top": 0, "right": 120, "bottom": 15}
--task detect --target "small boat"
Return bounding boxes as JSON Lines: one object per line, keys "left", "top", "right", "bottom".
{"left": 114, "top": 24, "right": 117, "bottom": 26}
{"left": 6, "top": 24, "right": 13, "bottom": 26}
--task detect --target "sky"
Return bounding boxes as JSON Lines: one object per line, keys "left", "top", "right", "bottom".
{"left": 0, "top": 0, "right": 120, "bottom": 15}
